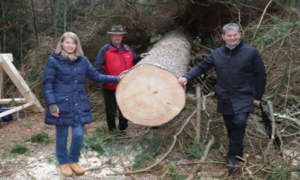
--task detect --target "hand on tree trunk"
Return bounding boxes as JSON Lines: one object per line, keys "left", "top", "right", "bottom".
{"left": 178, "top": 77, "right": 188, "bottom": 86}
{"left": 118, "top": 70, "right": 129, "bottom": 82}
{"left": 140, "top": 53, "right": 149, "bottom": 58}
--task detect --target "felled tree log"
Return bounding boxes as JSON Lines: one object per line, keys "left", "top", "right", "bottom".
{"left": 116, "top": 31, "right": 191, "bottom": 126}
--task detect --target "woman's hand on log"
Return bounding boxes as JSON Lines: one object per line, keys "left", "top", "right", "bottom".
{"left": 140, "top": 53, "right": 149, "bottom": 58}
{"left": 178, "top": 77, "right": 188, "bottom": 86}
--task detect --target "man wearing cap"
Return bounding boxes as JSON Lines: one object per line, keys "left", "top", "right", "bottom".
{"left": 94, "top": 25, "right": 149, "bottom": 131}
{"left": 178, "top": 23, "right": 266, "bottom": 173}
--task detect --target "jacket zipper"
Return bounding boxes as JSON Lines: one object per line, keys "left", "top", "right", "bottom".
{"left": 123, "top": 55, "right": 127, "bottom": 69}
{"left": 228, "top": 50, "right": 232, "bottom": 93}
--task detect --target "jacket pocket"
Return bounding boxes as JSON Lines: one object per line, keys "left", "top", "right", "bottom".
{"left": 56, "top": 95, "right": 71, "bottom": 114}
{"left": 80, "top": 94, "right": 91, "bottom": 113}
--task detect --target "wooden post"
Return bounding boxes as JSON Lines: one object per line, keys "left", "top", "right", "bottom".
{"left": 0, "top": 63, "right": 3, "bottom": 99}
{"left": 0, "top": 53, "right": 44, "bottom": 118}
{"left": 195, "top": 85, "right": 201, "bottom": 143}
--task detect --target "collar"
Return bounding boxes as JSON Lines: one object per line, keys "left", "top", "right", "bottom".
{"left": 225, "top": 40, "right": 242, "bottom": 50}
{"left": 224, "top": 40, "right": 243, "bottom": 51}
{"left": 110, "top": 42, "right": 124, "bottom": 52}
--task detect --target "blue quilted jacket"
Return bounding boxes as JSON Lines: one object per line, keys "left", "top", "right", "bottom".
{"left": 43, "top": 51, "right": 118, "bottom": 126}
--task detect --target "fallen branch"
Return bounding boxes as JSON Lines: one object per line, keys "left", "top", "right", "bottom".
{"left": 106, "top": 110, "right": 197, "bottom": 176}
{"left": 280, "top": 132, "right": 300, "bottom": 137}
{"left": 176, "top": 161, "right": 226, "bottom": 166}
{"left": 185, "top": 135, "right": 215, "bottom": 180}
{"left": 202, "top": 92, "right": 214, "bottom": 111}
{"left": 117, "top": 152, "right": 136, "bottom": 180}
{"left": 127, "top": 0, "right": 179, "bottom": 13}
{"left": 266, "top": 29, "right": 291, "bottom": 74}
{"left": 267, "top": 100, "right": 276, "bottom": 140}
{"left": 85, "top": 163, "right": 117, "bottom": 172}
{"left": 274, "top": 114, "right": 300, "bottom": 127}
{"left": 251, "top": 0, "right": 274, "bottom": 45}
{"left": 193, "top": 42, "right": 213, "bottom": 52}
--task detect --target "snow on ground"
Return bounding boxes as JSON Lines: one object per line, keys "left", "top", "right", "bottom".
{"left": 1, "top": 148, "right": 140, "bottom": 180}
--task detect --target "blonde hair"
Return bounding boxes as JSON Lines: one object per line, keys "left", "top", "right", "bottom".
{"left": 54, "top": 32, "right": 84, "bottom": 56}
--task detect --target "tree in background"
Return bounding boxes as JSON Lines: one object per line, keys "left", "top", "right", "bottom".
{"left": 0, "top": 0, "right": 32, "bottom": 67}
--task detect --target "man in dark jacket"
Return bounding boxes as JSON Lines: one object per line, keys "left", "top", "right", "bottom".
{"left": 178, "top": 23, "right": 266, "bottom": 173}
{"left": 94, "top": 25, "right": 149, "bottom": 131}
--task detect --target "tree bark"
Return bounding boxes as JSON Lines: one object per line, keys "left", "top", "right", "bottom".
{"left": 1, "top": 0, "right": 8, "bottom": 53}
{"left": 63, "top": 0, "right": 67, "bottom": 32}
{"left": 44, "top": 0, "right": 48, "bottom": 29}
{"left": 30, "top": 0, "right": 39, "bottom": 45}
{"left": 116, "top": 31, "right": 191, "bottom": 126}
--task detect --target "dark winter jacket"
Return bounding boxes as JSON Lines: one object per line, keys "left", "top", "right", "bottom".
{"left": 94, "top": 42, "right": 141, "bottom": 90}
{"left": 43, "top": 52, "right": 118, "bottom": 126}
{"left": 183, "top": 41, "right": 266, "bottom": 115}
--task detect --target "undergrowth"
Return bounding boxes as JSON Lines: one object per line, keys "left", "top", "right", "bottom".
{"left": 270, "top": 165, "right": 300, "bottom": 180}
{"left": 30, "top": 132, "right": 51, "bottom": 144}
{"left": 133, "top": 137, "right": 161, "bottom": 169}
{"left": 183, "top": 142, "right": 204, "bottom": 159}
{"left": 83, "top": 125, "right": 123, "bottom": 156}
{"left": 20, "top": 122, "right": 35, "bottom": 127}
{"left": 168, "top": 163, "right": 187, "bottom": 180}
{"left": 10, "top": 143, "right": 29, "bottom": 154}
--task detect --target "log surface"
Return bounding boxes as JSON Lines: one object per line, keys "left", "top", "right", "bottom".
{"left": 116, "top": 31, "right": 190, "bottom": 126}
{"left": 138, "top": 31, "right": 191, "bottom": 77}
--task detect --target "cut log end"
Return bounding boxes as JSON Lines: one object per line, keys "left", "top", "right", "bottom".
{"left": 116, "top": 64, "right": 186, "bottom": 126}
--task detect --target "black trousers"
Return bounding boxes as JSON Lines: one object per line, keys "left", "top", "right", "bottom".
{"left": 103, "top": 89, "right": 128, "bottom": 131}
{"left": 223, "top": 113, "right": 249, "bottom": 159}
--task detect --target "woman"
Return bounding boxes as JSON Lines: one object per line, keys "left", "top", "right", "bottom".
{"left": 43, "top": 32, "right": 120, "bottom": 177}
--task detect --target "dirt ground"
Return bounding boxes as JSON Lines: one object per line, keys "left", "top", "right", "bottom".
{"left": 1, "top": 109, "right": 193, "bottom": 180}
{"left": 0, "top": 112, "right": 51, "bottom": 150}
{"left": 4, "top": 109, "right": 296, "bottom": 180}
{"left": 0, "top": 109, "right": 240, "bottom": 180}
{"left": 0, "top": 110, "right": 107, "bottom": 152}
{"left": 0, "top": 109, "right": 151, "bottom": 180}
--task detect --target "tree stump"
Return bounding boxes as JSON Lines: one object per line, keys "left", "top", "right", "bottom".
{"left": 116, "top": 31, "right": 191, "bottom": 126}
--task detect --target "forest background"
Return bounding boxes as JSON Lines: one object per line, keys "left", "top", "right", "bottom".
{"left": 1, "top": 0, "right": 300, "bottom": 179}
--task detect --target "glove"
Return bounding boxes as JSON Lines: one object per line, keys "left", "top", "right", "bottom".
{"left": 49, "top": 104, "right": 58, "bottom": 113}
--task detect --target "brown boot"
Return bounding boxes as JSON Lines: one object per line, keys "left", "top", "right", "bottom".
{"left": 70, "top": 163, "right": 85, "bottom": 175}
{"left": 60, "top": 164, "right": 73, "bottom": 177}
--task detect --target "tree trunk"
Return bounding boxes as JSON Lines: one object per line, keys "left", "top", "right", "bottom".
{"left": 30, "top": 0, "right": 39, "bottom": 45}
{"left": 1, "top": 0, "right": 8, "bottom": 53}
{"left": 116, "top": 31, "right": 191, "bottom": 126}
{"left": 63, "top": 0, "right": 67, "bottom": 32}
{"left": 44, "top": 0, "right": 48, "bottom": 29}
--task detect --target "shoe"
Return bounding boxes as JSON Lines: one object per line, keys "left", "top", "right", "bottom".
{"left": 70, "top": 163, "right": 85, "bottom": 175}
{"left": 151, "top": 126, "right": 160, "bottom": 129}
{"left": 60, "top": 164, "right": 73, "bottom": 177}
{"left": 226, "top": 157, "right": 240, "bottom": 173}
{"left": 118, "top": 123, "right": 128, "bottom": 131}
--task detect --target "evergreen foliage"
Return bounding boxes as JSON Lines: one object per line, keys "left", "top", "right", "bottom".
{"left": 133, "top": 137, "right": 161, "bottom": 169}
{"left": 254, "top": 17, "right": 299, "bottom": 47}
{"left": 30, "top": 132, "right": 51, "bottom": 144}
{"left": 10, "top": 143, "right": 29, "bottom": 154}
{"left": 1, "top": 1, "right": 300, "bottom": 179}
{"left": 168, "top": 163, "right": 187, "bottom": 180}
{"left": 0, "top": 0, "right": 32, "bottom": 66}
{"left": 183, "top": 142, "right": 204, "bottom": 159}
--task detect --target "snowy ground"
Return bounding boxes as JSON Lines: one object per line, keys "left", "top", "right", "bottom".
{"left": 0, "top": 148, "right": 157, "bottom": 180}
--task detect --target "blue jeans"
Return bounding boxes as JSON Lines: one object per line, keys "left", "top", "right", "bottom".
{"left": 55, "top": 124, "right": 84, "bottom": 165}
{"left": 223, "top": 113, "right": 249, "bottom": 159}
